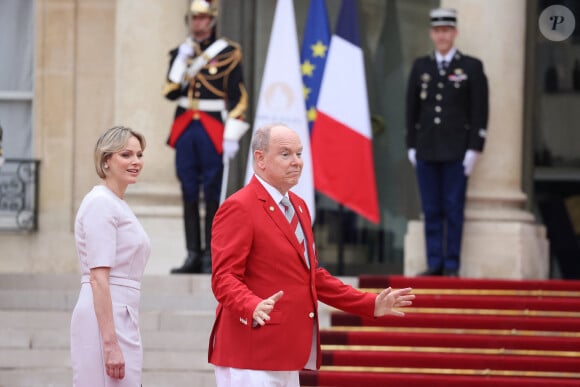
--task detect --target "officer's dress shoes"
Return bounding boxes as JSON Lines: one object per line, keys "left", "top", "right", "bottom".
{"left": 418, "top": 267, "right": 443, "bottom": 276}
{"left": 443, "top": 269, "right": 459, "bottom": 277}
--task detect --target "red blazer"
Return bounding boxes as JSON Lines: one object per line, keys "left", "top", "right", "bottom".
{"left": 208, "top": 177, "right": 377, "bottom": 370}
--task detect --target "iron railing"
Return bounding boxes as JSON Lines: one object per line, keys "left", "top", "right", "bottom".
{"left": 0, "top": 159, "right": 40, "bottom": 231}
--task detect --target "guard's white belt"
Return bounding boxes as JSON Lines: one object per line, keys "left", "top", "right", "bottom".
{"left": 81, "top": 274, "right": 141, "bottom": 290}
{"left": 178, "top": 97, "right": 225, "bottom": 112}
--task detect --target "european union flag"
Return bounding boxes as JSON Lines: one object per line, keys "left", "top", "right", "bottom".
{"left": 300, "top": 0, "right": 331, "bottom": 132}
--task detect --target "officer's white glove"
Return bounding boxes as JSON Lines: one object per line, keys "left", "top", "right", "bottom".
{"left": 168, "top": 42, "right": 194, "bottom": 83}
{"left": 177, "top": 42, "right": 194, "bottom": 61}
{"left": 407, "top": 148, "right": 416, "bottom": 167}
{"left": 222, "top": 139, "right": 239, "bottom": 161}
{"left": 463, "top": 149, "right": 480, "bottom": 176}
{"left": 0, "top": 156, "right": 4, "bottom": 168}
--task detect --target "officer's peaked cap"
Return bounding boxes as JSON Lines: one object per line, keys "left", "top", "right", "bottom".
{"left": 430, "top": 8, "right": 457, "bottom": 28}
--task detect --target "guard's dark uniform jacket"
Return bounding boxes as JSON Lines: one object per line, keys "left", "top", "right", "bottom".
{"left": 163, "top": 36, "right": 248, "bottom": 151}
{"left": 405, "top": 51, "right": 488, "bottom": 162}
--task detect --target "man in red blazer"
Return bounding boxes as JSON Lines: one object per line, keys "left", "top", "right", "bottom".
{"left": 209, "top": 123, "right": 415, "bottom": 386}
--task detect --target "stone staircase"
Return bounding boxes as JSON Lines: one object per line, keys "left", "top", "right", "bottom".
{"left": 0, "top": 273, "right": 217, "bottom": 387}
{"left": 0, "top": 272, "right": 343, "bottom": 387}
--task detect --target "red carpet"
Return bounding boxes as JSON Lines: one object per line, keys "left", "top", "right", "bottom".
{"left": 331, "top": 313, "right": 580, "bottom": 332}
{"left": 299, "top": 275, "right": 580, "bottom": 386}
{"left": 321, "top": 329, "right": 580, "bottom": 351}
{"left": 359, "top": 274, "right": 580, "bottom": 291}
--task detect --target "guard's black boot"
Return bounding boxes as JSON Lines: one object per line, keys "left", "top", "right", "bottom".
{"left": 200, "top": 251, "right": 212, "bottom": 274}
{"left": 171, "top": 201, "right": 202, "bottom": 274}
{"left": 170, "top": 250, "right": 201, "bottom": 274}
{"left": 200, "top": 200, "right": 219, "bottom": 274}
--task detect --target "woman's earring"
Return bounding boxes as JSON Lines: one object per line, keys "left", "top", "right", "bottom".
{"left": 104, "top": 164, "right": 109, "bottom": 169}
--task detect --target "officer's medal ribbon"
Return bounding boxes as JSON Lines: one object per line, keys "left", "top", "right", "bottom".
{"left": 209, "top": 60, "right": 218, "bottom": 75}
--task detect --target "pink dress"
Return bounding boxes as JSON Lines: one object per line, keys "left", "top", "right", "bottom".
{"left": 70, "top": 185, "right": 150, "bottom": 386}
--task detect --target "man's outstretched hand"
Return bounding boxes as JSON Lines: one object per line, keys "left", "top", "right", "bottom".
{"left": 374, "top": 287, "right": 415, "bottom": 317}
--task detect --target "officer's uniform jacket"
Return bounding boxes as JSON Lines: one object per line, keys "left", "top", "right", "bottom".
{"left": 163, "top": 36, "right": 248, "bottom": 148}
{"left": 405, "top": 50, "right": 488, "bottom": 162}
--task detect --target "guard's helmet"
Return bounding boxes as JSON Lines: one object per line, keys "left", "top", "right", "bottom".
{"left": 190, "top": 0, "right": 218, "bottom": 17}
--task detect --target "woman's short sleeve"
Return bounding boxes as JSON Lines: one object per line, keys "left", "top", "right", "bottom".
{"left": 79, "top": 194, "right": 118, "bottom": 268}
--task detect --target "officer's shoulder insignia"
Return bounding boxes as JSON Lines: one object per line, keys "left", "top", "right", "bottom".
{"left": 220, "top": 41, "right": 242, "bottom": 61}
{"left": 227, "top": 39, "right": 242, "bottom": 50}
{"left": 231, "top": 47, "right": 242, "bottom": 61}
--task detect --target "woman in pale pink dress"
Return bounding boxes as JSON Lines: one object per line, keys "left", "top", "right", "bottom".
{"left": 71, "top": 126, "right": 150, "bottom": 386}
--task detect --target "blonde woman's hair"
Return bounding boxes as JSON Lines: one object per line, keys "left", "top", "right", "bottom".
{"left": 94, "top": 126, "right": 146, "bottom": 179}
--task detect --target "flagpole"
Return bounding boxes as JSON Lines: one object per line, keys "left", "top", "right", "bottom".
{"left": 219, "top": 156, "right": 229, "bottom": 204}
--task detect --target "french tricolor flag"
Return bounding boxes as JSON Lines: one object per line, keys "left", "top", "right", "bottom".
{"left": 311, "top": 0, "right": 379, "bottom": 224}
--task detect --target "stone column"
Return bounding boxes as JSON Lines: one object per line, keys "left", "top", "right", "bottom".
{"left": 114, "top": 1, "right": 189, "bottom": 274}
{"left": 404, "top": 0, "right": 549, "bottom": 279}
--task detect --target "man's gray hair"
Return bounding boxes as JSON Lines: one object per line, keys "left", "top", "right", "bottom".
{"left": 251, "top": 123, "right": 288, "bottom": 154}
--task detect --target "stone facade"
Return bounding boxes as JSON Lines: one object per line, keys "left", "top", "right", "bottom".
{"left": 0, "top": 0, "right": 549, "bottom": 278}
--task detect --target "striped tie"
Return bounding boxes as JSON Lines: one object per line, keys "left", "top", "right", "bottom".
{"left": 280, "top": 197, "right": 310, "bottom": 267}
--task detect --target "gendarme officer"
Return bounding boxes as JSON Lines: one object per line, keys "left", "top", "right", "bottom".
{"left": 164, "top": 0, "right": 249, "bottom": 274}
{"left": 405, "top": 8, "right": 489, "bottom": 277}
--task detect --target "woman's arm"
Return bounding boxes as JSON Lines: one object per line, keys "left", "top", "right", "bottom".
{"left": 90, "top": 266, "right": 125, "bottom": 379}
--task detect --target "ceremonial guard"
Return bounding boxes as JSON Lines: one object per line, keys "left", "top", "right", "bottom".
{"left": 405, "top": 8, "right": 489, "bottom": 277}
{"left": 164, "top": 0, "right": 249, "bottom": 274}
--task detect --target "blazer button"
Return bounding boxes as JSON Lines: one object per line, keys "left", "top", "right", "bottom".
{"left": 308, "top": 312, "right": 315, "bottom": 318}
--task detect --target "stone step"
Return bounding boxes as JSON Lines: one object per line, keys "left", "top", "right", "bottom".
{"left": 0, "top": 369, "right": 217, "bottom": 387}
{"left": 0, "top": 289, "right": 218, "bottom": 311}
{"left": 0, "top": 273, "right": 218, "bottom": 311}
{"left": 0, "top": 369, "right": 72, "bottom": 387}
{"left": 0, "top": 310, "right": 216, "bottom": 332}
{"left": 0, "top": 327, "right": 212, "bottom": 351}
{"left": 0, "top": 348, "right": 212, "bottom": 371}
{"left": 0, "top": 273, "right": 212, "bottom": 293}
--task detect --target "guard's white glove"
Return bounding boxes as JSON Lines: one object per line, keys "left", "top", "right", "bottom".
{"left": 177, "top": 42, "right": 194, "bottom": 61}
{"left": 463, "top": 149, "right": 480, "bottom": 176}
{"left": 168, "top": 42, "right": 194, "bottom": 83}
{"left": 222, "top": 139, "right": 239, "bottom": 161}
{"left": 0, "top": 156, "right": 4, "bottom": 168}
{"left": 407, "top": 148, "right": 416, "bottom": 167}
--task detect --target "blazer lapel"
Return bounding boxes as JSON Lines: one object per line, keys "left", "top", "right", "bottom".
{"left": 250, "top": 178, "right": 307, "bottom": 265}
